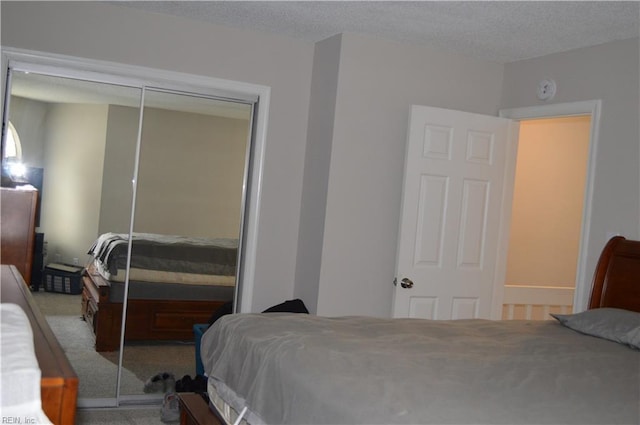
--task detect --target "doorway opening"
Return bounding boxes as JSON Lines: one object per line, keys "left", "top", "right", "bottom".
{"left": 496, "top": 100, "right": 602, "bottom": 318}
{"left": 502, "top": 115, "right": 591, "bottom": 320}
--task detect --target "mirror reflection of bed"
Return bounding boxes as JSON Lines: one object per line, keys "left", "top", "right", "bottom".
{"left": 84, "top": 233, "right": 237, "bottom": 351}
{"left": 5, "top": 71, "right": 253, "bottom": 401}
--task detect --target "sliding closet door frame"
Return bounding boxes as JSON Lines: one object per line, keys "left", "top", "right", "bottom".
{"left": 2, "top": 65, "right": 143, "bottom": 408}
{"left": 115, "top": 86, "right": 256, "bottom": 402}
{"left": 1, "top": 46, "right": 269, "bottom": 311}
{"left": 1, "top": 47, "right": 270, "bottom": 406}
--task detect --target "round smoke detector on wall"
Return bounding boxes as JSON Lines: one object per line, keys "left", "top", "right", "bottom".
{"left": 536, "top": 79, "right": 557, "bottom": 101}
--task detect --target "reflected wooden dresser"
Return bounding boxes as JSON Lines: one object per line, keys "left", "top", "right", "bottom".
{"left": 1, "top": 187, "right": 38, "bottom": 285}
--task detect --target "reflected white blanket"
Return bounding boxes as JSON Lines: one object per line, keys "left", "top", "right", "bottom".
{"left": 0, "top": 303, "right": 52, "bottom": 424}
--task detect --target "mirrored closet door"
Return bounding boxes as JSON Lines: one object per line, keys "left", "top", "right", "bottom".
{"left": 120, "top": 88, "right": 252, "bottom": 398}
{"left": 4, "top": 70, "right": 140, "bottom": 403}
{"left": 2, "top": 60, "right": 256, "bottom": 408}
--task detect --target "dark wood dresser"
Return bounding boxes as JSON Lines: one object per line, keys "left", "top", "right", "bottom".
{"left": 1, "top": 187, "right": 38, "bottom": 285}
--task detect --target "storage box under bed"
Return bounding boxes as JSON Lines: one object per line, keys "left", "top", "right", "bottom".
{"left": 44, "top": 263, "right": 84, "bottom": 294}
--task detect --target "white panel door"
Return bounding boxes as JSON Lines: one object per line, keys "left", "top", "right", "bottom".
{"left": 392, "top": 105, "right": 518, "bottom": 320}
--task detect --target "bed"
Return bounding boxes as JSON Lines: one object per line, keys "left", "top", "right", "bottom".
{"left": 200, "top": 236, "right": 640, "bottom": 425}
{"left": 82, "top": 232, "right": 237, "bottom": 351}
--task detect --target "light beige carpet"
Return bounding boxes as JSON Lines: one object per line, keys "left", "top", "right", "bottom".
{"left": 76, "top": 406, "right": 167, "bottom": 424}
{"left": 102, "top": 342, "right": 196, "bottom": 388}
{"left": 34, "top": 290, "right": 198, "bottom": 394}
{"left": 32, "top": 290, "right": 82, "bottom": 316}
{"left": 46, "top": 315, "right": 145, "bottom": 398}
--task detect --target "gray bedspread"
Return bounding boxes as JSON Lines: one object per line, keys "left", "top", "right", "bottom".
{"left": 201, "top": 314, "right": 640, "bottom": 425}
{"left": 88, "top": 232, "right": 238, "bottom": 276}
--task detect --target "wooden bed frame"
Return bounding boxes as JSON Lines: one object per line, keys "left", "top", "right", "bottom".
{"left": 1, "top": 265, "right": 78, "bottom": 425}
{"left": 82, "top": 264, "right": 228, "bottom": 352}
{"left": 588, "top": 236, "right": 640, "bottom": 312}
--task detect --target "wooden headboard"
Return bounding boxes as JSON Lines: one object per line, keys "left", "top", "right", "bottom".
{"left": 589, "top": 236, "right": 640, "bottom": 312}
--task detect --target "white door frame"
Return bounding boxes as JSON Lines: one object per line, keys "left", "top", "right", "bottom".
{"left": 498, "top": 100, "right": 602, "bottom": 312}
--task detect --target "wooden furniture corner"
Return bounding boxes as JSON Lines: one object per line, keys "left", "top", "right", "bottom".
{"left": 1, "top": 187, "right": 38, "bottom": 285}
{"left": 178, "top": 393, "right": 222, "bottom": 425}
{"left": 1, "top": 265, "right": 78, "bottom": 425}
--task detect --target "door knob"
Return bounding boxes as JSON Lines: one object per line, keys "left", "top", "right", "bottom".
{"left": 394, "top": 277, "right": 414, "bottom": 289}
{"left": 400, "top": 278, "right": 414, "bottom": 288}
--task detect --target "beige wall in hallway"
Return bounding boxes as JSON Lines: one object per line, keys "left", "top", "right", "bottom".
{"left": 506, "top": 116, "right": 591, "bottom": 288}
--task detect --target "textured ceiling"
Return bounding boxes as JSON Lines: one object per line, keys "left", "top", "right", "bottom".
{"left": 114, "top": 1, "right": 639, "bottom": 63}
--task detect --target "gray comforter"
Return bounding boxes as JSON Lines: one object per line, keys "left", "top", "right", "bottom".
{"left": 88, "top": 232, "right": 238, "bottom": 276}
{"left": 201, "top": 314, "right": 640, "bottom": 425}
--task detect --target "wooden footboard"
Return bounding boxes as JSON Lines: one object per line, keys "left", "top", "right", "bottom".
{"left": 82, "top": 268, "right": 227, "bottom": 352}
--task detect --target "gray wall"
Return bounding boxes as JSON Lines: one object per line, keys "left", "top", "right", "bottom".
{"left": 135, "top": 108, "right": 249, "bottom": 239}
{"left": 100, "top": 105, "right": 138, "bottom": 235}
{"left": 3, "top": 2, "right": 638, "bottom": 316}
{"left": 41, "top": 103, "right": 108, "bottom": 266}
{"left": 100, "top": 105, "right": 249, "bottom": 239}
{"left": 1, "top": 1, "right": 314, "bottom": 312}
{"left": 306, "top": 33, "right": 505, "bottom": 316}
{"left": 294, "top": 35, "right": 343, "bottom": 314}
{"left": 500, "top": 37, "right": 640, "bottom": 307}
{"left": 8, "top": 97, "right": 48, "bottom": 168}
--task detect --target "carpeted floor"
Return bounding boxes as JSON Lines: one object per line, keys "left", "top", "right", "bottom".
{"left": 32, "top": 290, "right": 198, "bottom": 398}
{"left": 32, "top": 290, "right": 82, "bottom": 316}
{"left": 76, "top": 406, "right": 168, "bottom": 425}
{"left": 102, "top": 342, "right": 196, "bottom": 389}
{"left": 46, "top": 315, "right": 145, "bottom": 398}
{"left": 29, "top": 290, "right": 199, "bottom": 423}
